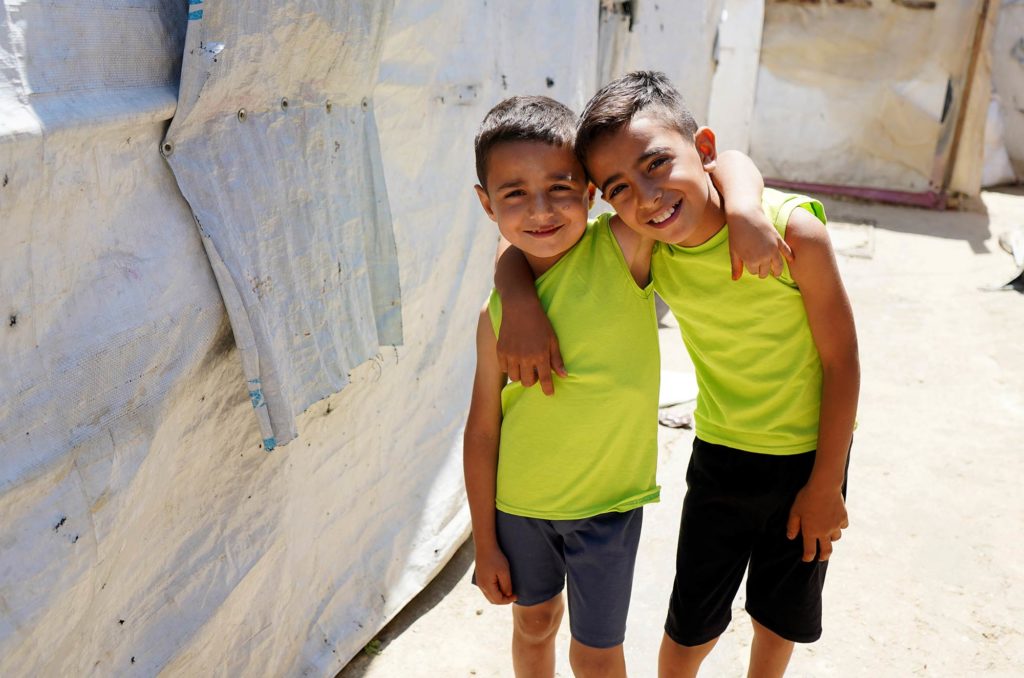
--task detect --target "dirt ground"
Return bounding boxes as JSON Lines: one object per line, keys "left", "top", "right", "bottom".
{"left": 339, "top": 188, "right": 1024, "bottom": 677}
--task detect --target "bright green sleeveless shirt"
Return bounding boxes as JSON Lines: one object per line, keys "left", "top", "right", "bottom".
{"left": 488, "top": 213, "right": 661, "bottom": 519}
{"left": 652, "top": 189, "right": 827, "bottom": 455}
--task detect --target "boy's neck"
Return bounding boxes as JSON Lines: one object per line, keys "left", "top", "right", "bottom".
{"left": 674, "top": 176, "right": 727, "bottom": 247}
{"left": 523, "top": 250, "right": 568, "bottom": 279}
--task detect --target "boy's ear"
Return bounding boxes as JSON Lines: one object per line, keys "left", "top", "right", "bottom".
{"left": 694, "top": 127, "right": 718, "bottom": 171}
{"left": 474, "top": 184, "right": 498, "bottom": 223}
{"left": 587, "top": 183, "right": 596, "bottom": 210}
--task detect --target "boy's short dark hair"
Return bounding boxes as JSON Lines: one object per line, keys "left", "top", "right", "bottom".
{"left": 576, "top": 70, "right": 698, "bottom": 164}
{"left": 474, "top": 95, "right": 578, "bottom": 188}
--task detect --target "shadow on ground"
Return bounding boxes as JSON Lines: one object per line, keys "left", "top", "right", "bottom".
{"left": 336, "top": 538, "right": 475, "bottom": 677}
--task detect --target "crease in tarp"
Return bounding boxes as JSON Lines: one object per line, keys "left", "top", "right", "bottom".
{"left": 161, "top": 1, "right": 403, "bottom": 449}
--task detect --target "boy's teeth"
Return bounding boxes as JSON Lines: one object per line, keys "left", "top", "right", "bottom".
{"left": 651, "top": 204, "right": 676, "bottom": 224}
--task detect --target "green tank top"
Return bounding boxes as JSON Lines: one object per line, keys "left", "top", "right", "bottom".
{"left": 489, "top": 213, "right": 661, "bottom": 519}
{"left": 652, "top": 189, "right": 827, "bottom": 455}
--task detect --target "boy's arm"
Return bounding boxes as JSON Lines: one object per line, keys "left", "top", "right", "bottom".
{"left": 711, "top": 150, "right": 794, "bottom": 280}
{"left": 464, "top": 307, "right": 517, "bottom": 604}
{"left": 783, "top": 208, "right": 860, "bottom": 562}
{"left": 494, "top": 238, "right": 566, "bottom": 396}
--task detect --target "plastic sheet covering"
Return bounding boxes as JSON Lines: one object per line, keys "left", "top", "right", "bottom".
{"left": 598, "top": 0, "right": 725, "bottom": 121}
{"left": 991, "top": 0, "right": 1024, "bottom": 179}
{"left": 706, "top": 0, "right": 764, "bottom": 153}
{"left": 161, "top": 1, "right": 404, "bottom": 450}
{"left": 750, "top": 1, "right": 987, "bottom": 194}
{"left": 0, "top": 1, "right": 600, "bottom": 675}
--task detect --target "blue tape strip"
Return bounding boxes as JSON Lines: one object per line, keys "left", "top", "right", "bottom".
{"left": 188, "top": 9, "right": 203, "bottom": 20}
{"left": 248, "top": 389, "right": 264, "bottom": 409}
{"left": 189, "top": 0, "right": 203, "bottom": 4}
{"left": 263, "top": 438, "right": 276, "bottom": 452}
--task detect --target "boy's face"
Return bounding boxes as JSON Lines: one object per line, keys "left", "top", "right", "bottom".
{"left": 586, "top": 112, "right": 719, "bottom": 246}
{"left": 475, "top": 141, "right": 590, "bottom": 261}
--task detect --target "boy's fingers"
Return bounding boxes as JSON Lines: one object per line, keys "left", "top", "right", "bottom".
{"left": 480, "top": 580, "right": 500, "bottom": 604}
{"left": 537, "top": 364, "right": 555, "bottom": 396}
{"left": 507, "top": 363, "right": 522, "bottom": 384}
{"left": 550, "top": 341, "right": 568, "bottom": 378}
{"left": 786, "top": 513, "right": 800, "bottom": 540}
{"left": 520, "top": 365, "right": 537, "bottom": 388}
{"left": 802, "top": 533, "right": 817, "bottom": 562}
{"left": 730, "top": 251, "right": 743, "bottom": 281}
{"left": 779, "top": 237, "right": 795, "bottom": 263}
{"left": 818, "top": 538, "right": 833, "bottom": 561}
{"left": 497, "top": 569, "right": 514, "bottom": 598}
{"left": 770, "top": 251, "right": 784, "bottom": 278}
{"left": 494, "top": 571, "right": 517, "bottom": 603}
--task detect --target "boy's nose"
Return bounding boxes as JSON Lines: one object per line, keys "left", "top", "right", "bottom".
{"left": 638, "top": 180, "right": 663, "bottom": 210}
{"left": 530, "top": 194, "right": 555, "bottom": 218}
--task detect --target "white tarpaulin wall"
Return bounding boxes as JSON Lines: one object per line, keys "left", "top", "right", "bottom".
{"left": 992, "top": 0, "right": 1024, "bottom": 182}
{"left": 0, "top": 0, "right": 621, "bottom": 674}
{"left": 749, "top": 0, "right": 992, "bottom": 198}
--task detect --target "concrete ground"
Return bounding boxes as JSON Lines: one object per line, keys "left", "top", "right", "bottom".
{"left": 339, "top": 189, "right": 1024, "bottom": 677}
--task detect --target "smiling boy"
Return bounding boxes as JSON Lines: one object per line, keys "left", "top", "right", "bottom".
{"left": 464, "top": 95, "right": 661, "bottom": 678}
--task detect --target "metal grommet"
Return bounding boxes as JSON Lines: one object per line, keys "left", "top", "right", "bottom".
{"left": 161, "top": 141, "right": 174, "bottom": 157}
{"left": 237, "top": 108, "right": 247, "bottom": 122}
{"left": 325, "top": 99, "right": 333, "bottom": 113}
{"left": 360, "top": 97, "right": 369, "bottom": 111}
{"left": 281, "top": 97, "right": 289, "bottom": 110}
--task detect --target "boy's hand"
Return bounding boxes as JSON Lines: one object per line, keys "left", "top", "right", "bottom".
{"left": 496, "top": 295, "right": 567, "bottom": 396}
{"left": 727, "top": 203, "right": 794, "bottom": 280}
{"left": 786, "top": 482, "right": 849, "bottom": 562}
{"left": 475, "top": 547, "right": 517, "bottom": 605}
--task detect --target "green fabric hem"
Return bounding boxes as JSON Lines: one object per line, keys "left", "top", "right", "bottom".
{"left": 695, "top": 428, "right": 818, "bottom": 456}
{"left": 496, "top": 487, "right": 661, "bottom": 521}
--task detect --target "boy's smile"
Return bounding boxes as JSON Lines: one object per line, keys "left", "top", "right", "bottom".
{"left": 586, "top": 113, "right": 725, "bottom": 247}
{"left": 475, "top": 140, "right": 590, "bottom": 275}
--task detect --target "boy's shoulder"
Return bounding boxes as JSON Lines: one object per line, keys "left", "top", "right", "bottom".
{"left": 761, "top": 188, "right": 826, "bottom": 236}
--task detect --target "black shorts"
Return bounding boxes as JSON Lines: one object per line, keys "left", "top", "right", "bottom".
{"left": 665, "top": 438, "right": 850, "bottom": 646}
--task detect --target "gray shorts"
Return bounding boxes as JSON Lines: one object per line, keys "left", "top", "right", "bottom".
{"left": 494, "top": 508, "right": 643, "bottom": 649}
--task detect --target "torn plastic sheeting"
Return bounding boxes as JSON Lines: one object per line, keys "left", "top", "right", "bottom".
{"left": 162, "top": 0, "right": 403, "bottom": 450}
{"left": 750, "top": 1, "right": 987, "bottom": 194}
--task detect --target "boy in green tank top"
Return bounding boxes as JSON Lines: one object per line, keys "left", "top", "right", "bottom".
{"left": 464, "top": 95, "right": 784, "bottom": 678}
{"left": 496, "top": 72, "right": 860, "bottom": 677}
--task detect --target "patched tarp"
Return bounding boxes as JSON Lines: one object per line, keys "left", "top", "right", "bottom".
{"left": 162, "top": 1, "right": 403, "bottom": 449}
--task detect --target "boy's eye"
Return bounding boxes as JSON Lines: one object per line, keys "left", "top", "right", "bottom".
{"left": 551, "top": 184, "right": 572, "bottom": 192}
{"left": 607, "top": 184, "right": 626, "bottom": 200}
{"left": 649, "top": 156, "right": 670, "bottom": 172}
{"left": 503, "top": 189, "right": 526, "bottom": 199}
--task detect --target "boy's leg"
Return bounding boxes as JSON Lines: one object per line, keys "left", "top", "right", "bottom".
{"left": 559, "top": 508, "right": 644, "bottom": 678}
{"left": 494, "top": 511, "right": 569, "bottom": 677}
{"left": 743, "top": 449, "right": 850, "bottom": 675}
{"left": 748, "top": 619, "right": 794, "bottom": 678}
{"left": 658, "top": 633, "right": 718, "bottom": 678}
{"left": 512, "top": 594, "right": 564, "bottom": 678}
{"left": 661, "top": 439, "right": 760, "bottom": 675}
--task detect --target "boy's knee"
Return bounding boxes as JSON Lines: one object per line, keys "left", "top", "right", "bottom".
{"left": 513, "top": 597, "right": 563, "bottom": 644}
{"left": 750, "top": 618, "right": 796, "bottom": 648}
{"left": 569, "top": 639, "right": 625, "bottom": 678}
